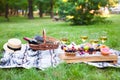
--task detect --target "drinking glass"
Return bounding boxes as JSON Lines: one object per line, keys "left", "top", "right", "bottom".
{"left": 100, "top": 36, "right": 107, "bottom": 44}
{"left": 80, "top": 31, "right": 88, "bottom": 43}
{"left": 60, "top": 32, "right": 69, "bottom": 44}
{"left": 90, "top": 33, "right": 99, "bottom": 44}
{"left": 80, "top": 36, "right": 88, "bottom": 43}
{"left": 61, "top": 38, "right": 68, "bottom": 44}
{"left": 93, "top": 39, "right": 99, "bottom": 44}
{"left": 99, "top": 31, "right": 107, "bottom": 44}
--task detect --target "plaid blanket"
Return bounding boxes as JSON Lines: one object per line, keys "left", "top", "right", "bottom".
{"left": 0, "top": 44, "right": 120, "bottom": 69}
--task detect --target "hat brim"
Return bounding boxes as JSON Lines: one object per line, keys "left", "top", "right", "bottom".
{"left": 3, "top": 43, "right": 14, "bottom": 53}
{"left": 3, "top": 43, "right": 24, "bottom": 53}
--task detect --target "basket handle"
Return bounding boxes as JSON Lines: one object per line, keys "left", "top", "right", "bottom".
{"left": 43, "top": 29, "right": 46, "bottom": 44}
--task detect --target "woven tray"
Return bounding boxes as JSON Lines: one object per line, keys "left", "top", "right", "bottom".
{"left": 29, "top": 30, "right": 59, "bottom": 50}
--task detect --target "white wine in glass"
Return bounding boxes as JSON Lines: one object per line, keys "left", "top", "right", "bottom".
{"left": 61, "top": 38, "right": 68, "bottom": 44}
{"left": 100, "top": 36, "right": 107, "bottom": 43}
{"left": 80, "top": 36, "right": 88, "bottom": 42}
{"left": 90, "top": 39, "right": 94, "bottom": 44}
{"left": 93, "top": 39, "right": 99, "bottom": 44}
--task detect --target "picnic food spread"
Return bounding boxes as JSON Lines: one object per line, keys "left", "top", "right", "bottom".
{"left": 0, "top": 29, "right": 119, "bottom": 69}
{"left": 60, "top": 36, "right": 118, "bottom": 64}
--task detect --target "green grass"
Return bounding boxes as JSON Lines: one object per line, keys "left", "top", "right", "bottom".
{"left": 0, "top": 15, "right": 120, "bottom": 80}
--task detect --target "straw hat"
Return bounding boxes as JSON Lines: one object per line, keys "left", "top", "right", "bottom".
{"left": 3, "top": 38, "right": 22, "bottom": 53}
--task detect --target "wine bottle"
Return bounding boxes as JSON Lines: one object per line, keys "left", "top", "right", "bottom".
{"left": 34, "top": 35, "right": 44, "bottom": 43}
{"left": 23, "top": 37, "right": 38, "bottom": 44}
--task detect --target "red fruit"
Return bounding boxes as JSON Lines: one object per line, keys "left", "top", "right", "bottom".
{"left": 100, "top": 46, "right": 111, "bottom": 56}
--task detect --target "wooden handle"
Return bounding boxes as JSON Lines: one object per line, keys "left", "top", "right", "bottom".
{"left": 43, "top": 29, "right": 46, "bottom": 44}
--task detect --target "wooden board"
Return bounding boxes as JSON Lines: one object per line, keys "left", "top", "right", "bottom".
{"left": 59, "top": 54, "right": 118, "bottom": 64}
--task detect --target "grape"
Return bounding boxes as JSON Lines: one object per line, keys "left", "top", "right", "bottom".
{"left": 79, "top": 51, "right": 84, "bottom": 55}
{"left": 89, "top": 48, "right": 94, "bottom": 54}
{"left": 61, "top": 46, "right": 64, "bottom": 50}
{"left": 65, "top": 50, "right": 69, "bottom": 52}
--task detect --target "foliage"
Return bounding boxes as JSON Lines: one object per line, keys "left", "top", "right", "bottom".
{"left": 0, "top": 0, "right": 28, "bottom": 16}
{"left": 58, "top": 0, "right": 111, "bottom": 25}
{"left": 0, "top": 0, "right": 5, "bottom": 14}
{"left": 35, "top": 0, "right": 59, "bottom": 14}
{"left": 0, "top": 0, "right": 59, "bottom": 19}
{"left": 34, "top": 0, "right": 50, "bottom": 13}
{"left": 108, "top": 0, "right": 119, "bottom": 7}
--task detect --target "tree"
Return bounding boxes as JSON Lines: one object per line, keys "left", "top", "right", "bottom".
{"left": 0, "top": 0, "right": 5, "bottom": 16}
{"left": 108, "top": 0, "right": 118, "bottom": 7}
{"left": 35, "top": 0, "right": 45, "bottom": 18}
{"left": 0, "top": 0, "right": 9, "bottom": 21}
{"left": 38, "top": 2, "right": 43, "bottom": 17}
{"left": 35, "top": 0, "right": 58, "bottom": 18}
{"left": 28, "top": 0, "right": 34, "bottom": 19}
{"left": 58, "top": 0, "right": 111, "bottom": 25}
{"left": 19, "top": 0, "right": 28, "bottom": 16}
{"left": 49, "top": 0, "right": 59, "bottom": 18}
{"left": 50, "top": 0, "right": 54, "bottom": 18}
{"left": 0, "top": 0, "right": 28, "bottom": 20}
{"left": 5, "top": 2, "right": 9, "bottom": 21}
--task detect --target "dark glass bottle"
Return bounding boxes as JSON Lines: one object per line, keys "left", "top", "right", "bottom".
{"left": 23, "top": 37, "right": 38, "bottom": 44}
{"left": 34, "top": 35, "right": 44, "bottom": 43}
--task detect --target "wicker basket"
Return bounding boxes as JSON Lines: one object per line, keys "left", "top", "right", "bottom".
{"left": 29, "top": 43, "right": 59, "bottom": 50}
{"left": 29, "top": 37, "right": 59, "bottom": 50}
{"left": 29, "top": 29, "right": 59, "bottom": 50}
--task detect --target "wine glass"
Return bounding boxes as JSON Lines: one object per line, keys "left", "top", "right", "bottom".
{"left": 80, "top": 31, "right": 88, "bottom": 43}
{"left": 60, "top": 32, "right": 69, "bottom": 44}
{"left": 93, "top": 39, "right": 99, "bottom": 44}
{"left": 100, "top": 31, "right": 107, "bottom": 44}
{"left": 90, "top": 39, "right": 94, "bottom": 44}
{"left": 90, "top": 33, "right": 99, "bottom": 43}
{"left": 61, "top": 38, "right": 68, "bottom": 44}
{"left": 80, "top": 36, "right": 88, "bottom": 43}
{"left": 100, "top": 36, "right": 107, "bottom": 44}
{"left": 89, "top": 33, "right": 100, "bottom": 50}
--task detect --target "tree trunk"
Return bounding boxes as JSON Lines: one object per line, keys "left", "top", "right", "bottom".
{"left": 14, "top": 9, "right": 19, "bottom": 16}
{"left": 38, "top": 3, "right": 43, "bottom": 18}
{"left": 9, "top": 8, "right": 12, "bottom": 16}
{"left": 22, "top": 10, "right": 24, "bottom": 15}
{"left": 28, "top": 0, "right": 34, "bottom": 19}
{"left": 24, "top": 7, "right": 28, "bottom": 17}
{"left": 50, "top": 0, "right": 54, "bottom": 18}
{"left": 13, "top": 9, "right": 16, "bottom": 15}
{"left": 5, "top": 3, "right": 9, "bottom": 21}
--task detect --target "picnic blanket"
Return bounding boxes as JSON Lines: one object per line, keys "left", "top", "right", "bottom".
{"left": 0, "top": 44, "right": 120, "bottom": 69}
{"left": 84, "top": 49, "right": 120, "bottom": 68}
{"left": 0, "top": 44, "right": 62, "bottom": 70}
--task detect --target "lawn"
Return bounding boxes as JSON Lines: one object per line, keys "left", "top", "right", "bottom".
{"left": 0, "top": 14, "right": 120, "bottom": 80}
